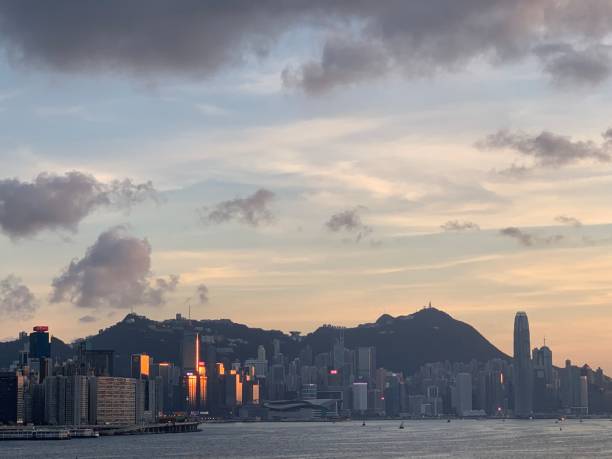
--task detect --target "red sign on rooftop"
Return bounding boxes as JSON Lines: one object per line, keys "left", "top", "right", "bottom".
{"left": 33, "top": 326, "right": 49, "bottom": 332}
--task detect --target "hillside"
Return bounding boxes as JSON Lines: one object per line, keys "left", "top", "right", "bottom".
{"left": 0, "top": 307, "right": 507, "bottom": 376}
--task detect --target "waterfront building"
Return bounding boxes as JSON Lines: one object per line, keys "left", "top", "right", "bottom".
{"left": 301, "top": 383, "right": 317, "bottom": 400}
{"left": 454, "top": 372, "right": 472, "bottom": 416}
{"left": 0, "top": 371, "right": 24, "bottom": 425}
{"left": 88, "top": 377, "right": 136, "bottom": 425}
{"left": 352, "top": 382, "right": 368, "bottom": 413}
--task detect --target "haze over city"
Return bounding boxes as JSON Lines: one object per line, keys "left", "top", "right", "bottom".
{"left": 2, "top": 0, "right": 612, "bottom": 377}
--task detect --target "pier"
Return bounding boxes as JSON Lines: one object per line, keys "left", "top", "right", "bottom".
{"left": 0, "top": 422, "right": 199, "bottom": 440}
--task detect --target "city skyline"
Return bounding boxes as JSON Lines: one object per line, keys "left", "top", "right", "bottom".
{"left": 3, "top": 2, "right": 612, "bottom": 378}
{"left": 2, "top": 307, "right": 607, "bottom": 427}
{"left": 0, "top": 305, "right": 604, "bottom": 375}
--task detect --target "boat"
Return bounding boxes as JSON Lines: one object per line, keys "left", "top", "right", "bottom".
{"left": 399, "top": 421, "right": 405, "bottom": 429}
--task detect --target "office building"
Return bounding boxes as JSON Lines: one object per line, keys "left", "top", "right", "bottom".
{"left": 455, "top": 373, "right": 472, "bottom": 416}
{"left": 357, "top": 347, "right": 377, "bottom": 381}
{"left": 181, "top": 331, "right": 199, "bottom": 373}
{"left": 352, "top": 382, "right": 368, "bottom": 412}
{"left": 29, "top": 326, "right": 50, "bottom": 360}
{"left": 513, "top": 311, "right": 533, "bottom": 417}
{"left": 131, "top": 354, "right": 151, "bottom": 380}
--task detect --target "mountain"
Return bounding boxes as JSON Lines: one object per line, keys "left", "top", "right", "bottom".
{"left": 304, "top": 307, "right": 508, "bottom": 374}
{"left": 0, "top": 307, "right": 507, "bottom": 376}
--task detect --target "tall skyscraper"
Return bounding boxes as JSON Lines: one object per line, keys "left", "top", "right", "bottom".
{"left": 181, "top": 331, "right": 199, "bottom": 373}
{"left": 357, "top": 347, "right": 377, "bottom": 381}
{"left": 29, "top": 326, "right": 51, "bottom": 359}
{"left": 455, "top": 372, "right": 473, "bottom": 417}
{"left": 131, "top": 354, "right": 151, "bottom": 380}
{"left": 513, "top": 311, "right": 533, "bottom": 417}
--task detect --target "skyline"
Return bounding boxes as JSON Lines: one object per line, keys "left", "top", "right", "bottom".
{"left": 0, "top": 305, "right": 602, "bottom": 377}
{"left": 2, "top": 2, "right": 612, "bottom": 375}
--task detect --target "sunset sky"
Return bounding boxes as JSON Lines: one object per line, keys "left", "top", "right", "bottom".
{"left": 2, "top": 1, "right": 612, "bottom": 372}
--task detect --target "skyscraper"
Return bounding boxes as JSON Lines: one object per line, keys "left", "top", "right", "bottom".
{"left": 29, "top": 326, "right": 50, "bottom": 360}
{"left": 181, "top": 331, "right": 199, "bottom": 373}
{"left": 513, "top": 311, "right": 533, "bottom": 417}
{"left": 131, "top": 354, "right": 151, "bottom": 380}
{"left": 357, "top": 347, "right": 377, "bottom": 381}
{"left": 455, "top": 372, "right": 473, "bottom": 417}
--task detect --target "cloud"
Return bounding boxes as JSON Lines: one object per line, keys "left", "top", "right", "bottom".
{"left": 196, "top": 284, "right": 209, "bottom": 305}
{"left": 0, "top": 171, "right": 158, "bottom": 239}
{"left": 0, "top": 275, "right": 38, "bottom": 320}
{"left": 555, "top": 215, "right": 582, "bottom": 227}
{"left": 477, "top": 128, "right": 612, "bottom": 169}
{"left": 50, "top": 226, "right": 179, "bottom": 309}
{"left": 3, "top": 2, "right": 612, "bottom": 91}
{"left": 440, "top": 220, "right": 480, "bottom": 232}
{"left": 535, "top": 43, "right": 612, "bottom": 87}
{"left": 78, "top": 315, "right": 97, "bottom": 323}
{"left": 499, "top": 227, "right": 563, "bottom": 247}
{"left": 325, "top": 207, "right": 372, "bottom": 242}
{"left": 282, "top": 36, "right": 390, "bottom": 94}
{"left": 199, "top": 188, "right": 275, "bottom": 227}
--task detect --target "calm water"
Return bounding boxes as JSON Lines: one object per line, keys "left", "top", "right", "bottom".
{"left": 1, "top": 419, "right": 612, "bottom": 458}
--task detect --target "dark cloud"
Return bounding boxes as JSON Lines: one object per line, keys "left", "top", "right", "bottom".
{"left": 196, "top": 284, "right": 209, "bottom": 305}
{"left": 478, "top": 128, "right": 612, "bottom": 169}
{"left": 555, "top": 215, "right": 582, "bottom": 227}
{"left": 199, "top": 188, "right": 275, "bottom": 227}
{"left": 78, "top": 315, "right": 97, "bottom": 323}
{"left": 325, "top": 207, "right": 372, "bottom": 242}
{"left": 282, "top": 36, "right": 390, "bottom": 94}
{"left": 2, "top": 1, "right": 612, "bottom": 91}
{"left": 0, "top": 171, "right": 158, "bottom": 239}
{"left": 535, "top": 43, "right": 612, "bottom": 87}
{"left": 499, "top": 227, "right": 563, "bottom": 247}
{"left": 440, "top": 220, "right": 480, "bottom": 232}
{"left": 51, "top": 226, "right": 179, "bottom": 309}
{"left": 0, "top": 275, "right": 38, "bottom": 319}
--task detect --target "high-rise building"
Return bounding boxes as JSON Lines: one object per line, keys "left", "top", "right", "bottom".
{"left": 78, "top": 344, "right": 114, "bottom": 377}
{"left": 157, "top": 362, "right": 179, "bottom": 414}
{"left": 357, "top": 347, "right": 377, "bottom": 381}
{"left": 455, "top": 372, "right": 472, "bottom": 416}
{"left": 181, "top": 331, "right": 199, "bottom": 373}
{"left": 352, "top": 382, "right": 368, "bottom": 412}
{"left": 135, "top": 379, "right": 157, "bottom": 424}
{"left": 579, "top": 375, "right": 589, "bottom": 414}
{"left": 89, "top": 377, "right": 136, "bottom": 425}
{"left": 513, "top": 311, "right": 533, "bottom": 417}
{"left": 532, "top": 345, "right": 553, "bottom": 385}
{"left": 0, "top": 371, "right": 24, "bottom": 425}
{"left": 29, "top": 326, "right": 50, "bottom": 360}
{"left": 257, "top": 345, "right": 266, "bottom": 362}
{"left": 131, "top": 354, "right": 151, "bottom": 380}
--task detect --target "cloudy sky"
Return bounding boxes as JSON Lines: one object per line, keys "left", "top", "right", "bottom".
{"left": 2, "top": 1, "right": 612, "bottom": 372}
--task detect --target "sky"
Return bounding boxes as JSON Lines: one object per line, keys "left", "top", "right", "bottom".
{"left": 1, "top": 1, "right": 612, "bottom": 372}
